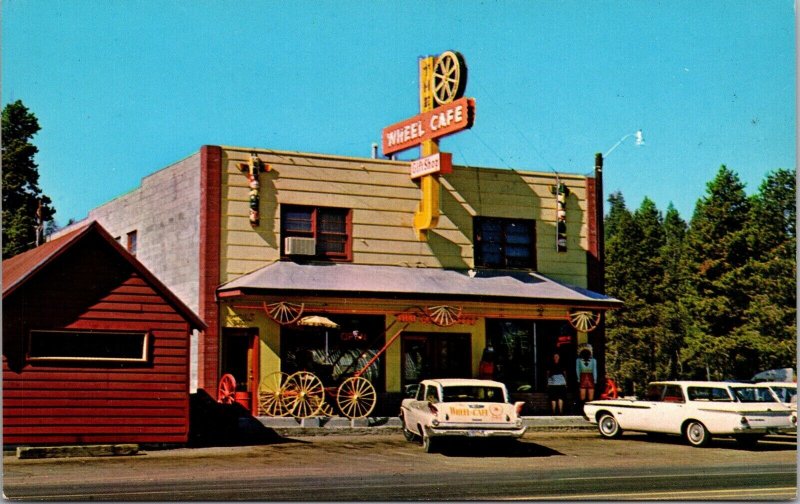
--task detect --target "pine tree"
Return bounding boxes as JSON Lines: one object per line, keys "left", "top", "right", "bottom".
{"left": 2, "top": 100, "right": 55, "bottom": 257}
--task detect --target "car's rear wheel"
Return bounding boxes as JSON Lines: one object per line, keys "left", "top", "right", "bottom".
{"left": 684, "top": 420, "right": 710, "bottom": 447}
{"left": 399, "top": 413, "right": 415, "bottom": 442}
{"left": 421, "top": 429, "right": 437, "bottom": 453}
{"left": 597, "top": 413, "right": 622, "bottom": 438}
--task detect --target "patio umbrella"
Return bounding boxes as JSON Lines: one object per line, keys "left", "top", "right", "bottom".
{"left": 297, "top": 316, "right": 340, "bottom": 358}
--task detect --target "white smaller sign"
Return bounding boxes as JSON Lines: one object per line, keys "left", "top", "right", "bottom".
{"left": 410, "top": 152, "right": 452, "bottom": 179}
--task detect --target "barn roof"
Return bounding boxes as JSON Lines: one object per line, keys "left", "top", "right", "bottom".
{"left": 2, "top": 221, "right": 206, "bottom": 329}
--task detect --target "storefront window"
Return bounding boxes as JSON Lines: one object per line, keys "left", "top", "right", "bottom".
{"left": 281, "top": 315, "right": 385, "bottom": 391}
{"left": 485, "top": 320, "right": 576, "bottom": 394}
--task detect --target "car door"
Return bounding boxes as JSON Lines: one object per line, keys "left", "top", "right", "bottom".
{"left": 621, "top": 383, "right": 664, "bottom": 431}
{"left": 648, "top": 384, "right": 686, "bottom": 434}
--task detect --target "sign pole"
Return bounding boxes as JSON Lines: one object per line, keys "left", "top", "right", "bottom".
{"left": 414, "top": 56, "right": 440, "bottom": 241}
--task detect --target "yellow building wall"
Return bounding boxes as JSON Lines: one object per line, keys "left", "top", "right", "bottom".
{"left": 218, "top": 146, "right": 590, "bottom": 287}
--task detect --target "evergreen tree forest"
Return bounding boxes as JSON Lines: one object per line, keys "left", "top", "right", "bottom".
{"left": 604, "top": 165, "right": 796, "bottom": 395}
{"left": 2, "top": 100, "right": 55, "bottom": 258}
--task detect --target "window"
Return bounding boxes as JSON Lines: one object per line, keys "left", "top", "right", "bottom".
{"left": 474, "top": 217, "right": 535, "bottom": 269}
{"left": 126, "top": 230, "right": 138, "bottom": 256}
{"left": 281, "top": 205, "right": 351, "bottom": 260}
{"left": 442, "top": 385, "right": 505, "bottom": 403}
{"left": 688, "top": 387, "right": 731, "bottom": 402}
{"left": 28, "top": 330, "right": 149, "bottom": 363}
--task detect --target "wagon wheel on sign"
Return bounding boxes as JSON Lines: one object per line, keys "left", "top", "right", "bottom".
{"left": 265, "top": 301, "right": 304, "bottom": 325}
{"left": 284, "top": 371, "right": 325, "bottom": 418}
{"left": 568, "top": 310, "right": 601, "bottom": 333}
{"left": 258, "top": 372, "right": 291, "bottom": 417}
{"left": 432, "top": 50, "right": 467, "bottom": 105}
{"left": 217, "top": 374, "right": 237, "bottom": 404}
{"left": 425, "top": 305, "right": 462, "bottom": 327}
{"left": 337, "top": 376, "right": 377, "bottom": 419}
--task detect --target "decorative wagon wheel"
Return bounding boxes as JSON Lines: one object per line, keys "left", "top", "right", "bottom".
{"left": 425, "top": 305, "right": 462, "bottom": 327}
{"left": 432, "top": 50, "right": 467, "bottom": 105}
{"left": 265, "top": 301, "right": 304, "bottom": 325}
{"left": 284, "top": 371, "right": 325, "bottom": 418}
{"left": 258, "top": 372, "right": 291, "bottom": 417}
{"left": 217, "top": 373, "right": 237, "bottom": 404}
{"left": 317, "top": 400, "right": 335, "bottom": 418}
{"left": 337, "top": 376, "right": 377, "bottom": 419}
{"left": 568, "top": 310, "right": 601, "bottom": 333}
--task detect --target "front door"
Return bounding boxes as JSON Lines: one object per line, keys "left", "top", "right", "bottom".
{"left": 401, "top": 333, "right": 471, "bottom": 387}
{"left": 220, "top": 328, "right": 259, "bottom": 413}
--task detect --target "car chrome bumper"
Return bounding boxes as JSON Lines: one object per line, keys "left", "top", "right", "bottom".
{"left": 427, "top": 426, "right": 526, "bottom": 438}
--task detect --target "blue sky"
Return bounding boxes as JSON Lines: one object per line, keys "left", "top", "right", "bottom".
{"left": 3, "top": 1, "right": 795, "bottom": 226}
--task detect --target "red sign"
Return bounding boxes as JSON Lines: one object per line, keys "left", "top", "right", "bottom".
{"left": 410, "top": 152, "right": 452, "bottom": 179}
{"left": 382, "top": 97, "right": 476, "bottom": 155}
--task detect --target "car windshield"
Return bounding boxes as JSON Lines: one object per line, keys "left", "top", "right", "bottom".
{"left": 729, "top": 386, "right": 778, "bottom": 403}
{"left": 441, "top": 385, "right": 505, "bottom": 403}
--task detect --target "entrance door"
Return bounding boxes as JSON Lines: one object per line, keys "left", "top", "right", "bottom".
{"left": 401, "top": 333, "right": 471, "bottom": 387}
{"left": 220, "top": 328, "right": 259, "bottom": 412}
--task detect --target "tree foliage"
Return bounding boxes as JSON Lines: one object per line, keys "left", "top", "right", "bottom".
{"left": 605, "top": 165, "right": 796, "bottom": 391}
{"left": 2, "top": 100, "right": 55, "bottom": 258}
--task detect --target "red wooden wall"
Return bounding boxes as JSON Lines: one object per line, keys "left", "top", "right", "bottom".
{"left": 3, "top": 233, "right": 193, "bottom": 445}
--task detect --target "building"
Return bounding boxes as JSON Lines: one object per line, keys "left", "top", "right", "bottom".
{"left": 53, "top": 145, "right": 619, "bottom": 415}
{"left": 3, "top": 221, "right": 205, "bottom": 445}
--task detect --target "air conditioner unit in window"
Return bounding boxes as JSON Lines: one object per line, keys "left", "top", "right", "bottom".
{"left": 284, "top": 237, "right": 316, "bottom": 255}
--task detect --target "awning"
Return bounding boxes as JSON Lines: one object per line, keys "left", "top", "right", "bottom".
{"left": 217, "top": 261, "right": 621, "bottom": 308}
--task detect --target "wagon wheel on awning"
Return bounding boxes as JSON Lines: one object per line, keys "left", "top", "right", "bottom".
{"left": 265, "top": 301, "right": 304, "bottom": 325}
{"left": 258, "top": 372, "right": 291, "bottom": 417}
{"left": 217, "top": 374, "right": 237, "bottom": 404}
{"left": 425, "top": 305, "right": 462, "bottom": 326}
{"left": 284, "top": 371, "right": 325, "bottom": 418}
{"left": 337, "top": 376, "right": 377, "bottom": 419}
{"left": 568, "top": 310, "right": 601, "bottom": 333}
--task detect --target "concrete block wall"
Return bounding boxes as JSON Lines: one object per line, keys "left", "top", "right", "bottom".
{"left": 51, "top": 152, "right": 203, "bottom": 390}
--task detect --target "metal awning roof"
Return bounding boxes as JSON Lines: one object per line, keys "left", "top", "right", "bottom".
{"left": 217, "top": 261, "right": 621, "bottom": 308}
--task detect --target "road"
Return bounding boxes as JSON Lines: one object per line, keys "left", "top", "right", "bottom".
{"left": 3, "top": 431, "right": 796, "bottom": 500}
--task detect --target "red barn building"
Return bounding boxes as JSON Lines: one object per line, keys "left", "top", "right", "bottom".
{"left": 3, "top": 221, "right": 205, "bottom": 446}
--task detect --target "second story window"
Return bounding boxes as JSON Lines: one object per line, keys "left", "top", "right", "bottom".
{"left": 281, "top": 205, "right": 351, "bottom": 261}
{"left": 474, "top": 217, "right": 535, "bottom": 269}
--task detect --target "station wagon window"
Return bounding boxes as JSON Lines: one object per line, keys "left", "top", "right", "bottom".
{"left": 662, "top": 384, "right": 685, "bottom": 403}
{"left": 687, "top": 387, "right": 732, "bottom": 401}
{"left": 729, "top": 386, "right": 778, "bottom": 403}
{"left": 425, "top": 385, "right": 440, "bottom": 403}
{"left": 281, "top": 205, "right": 352, "bottom": 261}
{"left": 442, "top": 385, "right": 505, "bottom": 403}
{"left": 474, "top": 217, "right": 536, "bottom": 269}
{"left": 28, "top": 330, "right": 149, "bottom": 363}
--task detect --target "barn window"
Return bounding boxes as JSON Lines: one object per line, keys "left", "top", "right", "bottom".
{"left": 28, "top": 330, "right": 149, "bottom": 363}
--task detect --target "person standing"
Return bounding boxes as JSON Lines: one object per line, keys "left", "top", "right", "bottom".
{"left": 576, "top": 345, "right": 597, "bottom": 407}
{"left": 546, "top": 353, "right": 567, "bottom": 415}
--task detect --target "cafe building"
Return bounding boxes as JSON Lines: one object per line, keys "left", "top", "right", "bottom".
{"left": 52, "top": 51, "right": 620, "bottom": 416}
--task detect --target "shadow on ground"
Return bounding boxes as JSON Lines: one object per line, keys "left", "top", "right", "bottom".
{"left": 436, "top": 439, "right": 563, "bottom": 458}
{"left": 187, "top": 390, "right": 288, "bottom": 447}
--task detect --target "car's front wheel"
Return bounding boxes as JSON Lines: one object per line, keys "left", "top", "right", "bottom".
{"left": 597, "top": 413, "right": 622, "bottom": 438}
{"left": 684, "top": 420, "right": 710, "bottom": 447}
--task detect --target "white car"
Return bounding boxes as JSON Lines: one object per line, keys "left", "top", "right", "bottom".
{"left": 584, "top": 381, "right": 796, "bottom": 447}
{"left": 759, "top": 382, "right": 797, "bottom": 410}
{"left": 399, "top": 378, "right": 526, "bottom": 452}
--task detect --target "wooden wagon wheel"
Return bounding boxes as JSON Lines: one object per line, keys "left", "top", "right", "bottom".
{"left": 217, "top": 373, "right": 237, "bottom": 404}
{"left": 284, "top": 371, "right": 325, "bottom": 418}
{"left": 258, "top": 372, "right": 291, "bottom": 417}
{"left": 337, "top": 376, "right": 377, "bottom": 419}
{"left": 568, "top": 310, "right": 601, "bottom": 333}
{"left": 432, "top": 50, "right": 467, "bottom": 105}
{"left": 265, "top": 301, "right": 304, "bottom": 325}
{"left": 425, "top": 305, "right": 462, "bottom": 327}
{"left": 317, "top": 400, "right": 335, "bottom": 418}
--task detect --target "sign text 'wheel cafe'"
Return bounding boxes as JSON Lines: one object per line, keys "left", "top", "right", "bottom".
{"left": 381, "top": 50, "right": 475, "bottom": 180}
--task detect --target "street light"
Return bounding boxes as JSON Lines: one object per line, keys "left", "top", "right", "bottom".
{"left": 604, "top": 129, "right": 645, "bottom": 158}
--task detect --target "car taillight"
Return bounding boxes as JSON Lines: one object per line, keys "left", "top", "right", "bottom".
{"left": 515, "top": 401, "right": 525, "bottom": 416}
